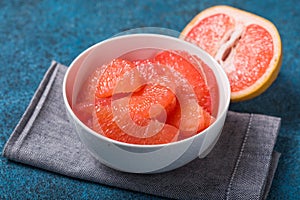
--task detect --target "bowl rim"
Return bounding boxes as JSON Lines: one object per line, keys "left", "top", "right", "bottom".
{"left": 62, "top": 33, "right": 230, "bottom": 148}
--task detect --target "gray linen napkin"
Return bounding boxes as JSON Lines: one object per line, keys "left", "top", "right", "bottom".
{"left": 2, "top": 61, "right": 281, "bottom": 200}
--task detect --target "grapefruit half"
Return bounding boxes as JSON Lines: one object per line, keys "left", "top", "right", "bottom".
{"left": 181, "top": 5, "right": 282, "bottom": 101}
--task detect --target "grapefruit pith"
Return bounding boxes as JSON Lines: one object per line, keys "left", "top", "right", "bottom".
{"left": 181, "top": 5, "right": 282, "bottom": 101}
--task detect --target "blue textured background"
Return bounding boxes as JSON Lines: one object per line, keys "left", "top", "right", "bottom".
{"left": 0, "top": 0, "right": 299, "bottom": 199}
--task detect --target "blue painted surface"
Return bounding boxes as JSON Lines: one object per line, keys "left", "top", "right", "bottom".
{"left": 0, "top": 0, "right": 299, "bottom": 199}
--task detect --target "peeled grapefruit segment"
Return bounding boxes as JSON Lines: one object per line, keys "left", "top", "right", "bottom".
{"left": 94, "top": 96, "right": 179, "bottom": 145}
{"left": 181, "top": 5, "right": 282, "bottom": 101}
{"left": 167, "top": 99, "right": 215, "bottom": 139}
{"left": 129, "top": 84, "right": 176, "bottom": 125}
{"left": 154, "top": 50, "right": 212, "bottom": 113}
{"left": 95, "top": 58, "right": 142, "bottom": 98}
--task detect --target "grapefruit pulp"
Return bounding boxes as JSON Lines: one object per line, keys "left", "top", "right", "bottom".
{"left": 74, "top": 50, "right": 217, "bottom": 145}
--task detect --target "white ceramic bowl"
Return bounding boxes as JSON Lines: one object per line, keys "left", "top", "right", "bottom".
{"left": 63, "top": 34, "right": 230, "bottom": 174}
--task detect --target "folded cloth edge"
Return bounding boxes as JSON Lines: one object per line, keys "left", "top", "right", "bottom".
{"left": 2, "top": 61, "right": 59, "bottom": 158}
{"left": 262, "top": 151, "right": 281, "bottom": 200}
{"left": 224, "top": 112, "right": 281, "bottom": 200}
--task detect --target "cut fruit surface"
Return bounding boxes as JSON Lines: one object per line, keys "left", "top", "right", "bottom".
{"left": 181, "top": 5, "right": 282, "bottom": 101}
